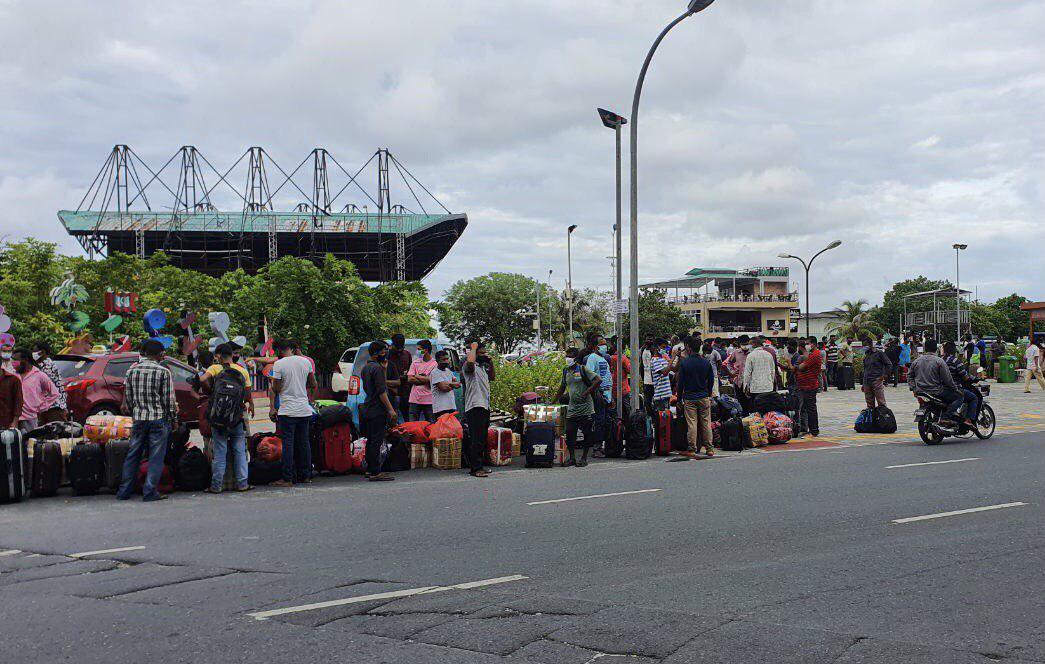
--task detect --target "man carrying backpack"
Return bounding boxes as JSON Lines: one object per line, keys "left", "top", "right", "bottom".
{"left": 201, "top": 343, "right": 254, "bottom": 493}
{"left": 553, "top": 347, "right": 602, "bottom": 467}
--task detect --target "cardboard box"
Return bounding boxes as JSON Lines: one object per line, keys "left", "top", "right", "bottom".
{"left": 409, "top": 443, "right": 431, "bottom": 469}
{"left": 432, "top": 438, "right": 462, "bottom": 470}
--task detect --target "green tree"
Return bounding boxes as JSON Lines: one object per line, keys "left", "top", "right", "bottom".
{"left": 969, "top": 302, "right": 1007, "bottom": 338}
{"left": 828, "top": 299, "right": 886, "bottom": 339}
{"left": 638, "top": 289, "right": 695, "bottom": 342}
{"left": 988, "top": 293, "right": 1030, "bottom": 341}
{"left": 435, "top": 273, "right": 541, "bottom": 354}
{"left": 0, "top": 239, "right": 67, "bottom": 346}
{"left": 871, "top": 276, "right": 950, "bottom": 335}
{"left": 370, "top": 281, "right": 435, "bottom": 339}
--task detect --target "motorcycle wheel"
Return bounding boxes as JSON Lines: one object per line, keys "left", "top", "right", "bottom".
{"left": 918, "top": 413, "right": 945, "bottom": 445}
{"left": 974, "top": 404, "right": 996, "bottom": 440}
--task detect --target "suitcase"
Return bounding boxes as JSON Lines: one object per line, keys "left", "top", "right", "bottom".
{"left": 554, "top": 435, "right": 570, "bottom": 466}
{"left": 1, "top": 429, "right": 26, "bottom": 503}
{"left": 248, "top": 460, "right": 283, "bottom": 485}
{"left": 624, "top": 410, "right": 653, "bottom": 460}
{"left": 105, "top": 439, "right": 132, "bottom": 492}
{"left": 753, "top": 392, "right": 787, "bottom": 415}
{"left": 30, "top": 440, "right": 63, "bottom": 497}
{"left": 321, "top": 423, "right": 353, "bottom": 474}
{"left": 654, "top": 409, "right": 672, "bottom": 456}
{"left": 604, "top": 417, "right": 624, "bottom": 458}
{"left": 670, "top": 409, "right": 689, "bottom": 452}
{"left": 523, "top": 422, "right": 557, "bottom": 468}
{"left": 487, "top": 427, "right": 513, "bottom": 466}
{"left": 838, "top": 364, "right": 855, "bottom": 390}
{"left": 720, "top": 417, "right": 745, "bottom": 452}
{"left": 67, "top": 441, "right": 105, "bottom": 495}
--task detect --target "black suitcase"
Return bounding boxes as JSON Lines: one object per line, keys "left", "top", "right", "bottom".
{"left": 248, "top": 460, "right": 283, "bottom": 485}
{"left": 838, "top": 365, "right": 855, "bottom": 390}
{"left": 67, "top": 442, "right": 105, "bottom": 496}
{"left": 753, "top": 392, "right": 788, "bottom": 415}
{"left": 30, "top": 440, "right": 63, "bottom": 497}
{"left": 720, "top": 417, "right": 745, "bottom": 452}
{"left": 625, "top": 410, "right": 653, "bottom": 460}
{"left": 603, "top": 416, "right": 624, "bottom": 458}
{"left": 105, "top": 439, "right": 132, "bottom": 492}
{"left": 1, "top": 429, "right": 26, "bottom": 503}
{"left": 523, "top": 422, "right": 557, "bottom": 468}
{"left": 671, "top": 411, "right": 689, "bottom": 452}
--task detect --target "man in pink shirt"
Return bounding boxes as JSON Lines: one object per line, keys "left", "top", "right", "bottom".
{"left": 12, "top": 348, "right": 59, "bottom": 433}
{"left": 406, "top": 339, "right": 437, "bottom": 423}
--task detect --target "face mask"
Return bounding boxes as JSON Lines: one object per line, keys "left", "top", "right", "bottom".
{"left": 437, "top": 362, "right": 450, "bottom": 370}
{"left": 566, "top": 358, "right": 576, "bottom": 367}
{"left": 743, "top": 345, "right": 752, "bottom": 351}
{"left": 232, "top": 355, "right": 240, "bottom": 363}
{"left": 598, "top": 344, "right": 608, "bottom": 354}
{"left": 376, "top": 352, "right": 388, "bottom": 363}
{"left": 32, "top": 351, "right": 42, "bottom": 361}
{"left": 0, "top": 352, "right": 11, "bottom": 360}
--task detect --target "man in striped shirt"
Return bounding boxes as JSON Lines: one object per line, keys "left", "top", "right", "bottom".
{"left": 825, "top": 336, "right": 839, "bottom": 389}
{"left": 117, "top": 339, "right": 179, "bottom": 502}
{"left": 650, "top": 342, "right": 673, "bottom": 411}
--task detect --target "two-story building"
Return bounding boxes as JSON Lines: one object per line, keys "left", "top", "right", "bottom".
{"left": 642, "top": 267, "right": 800, "bottom": 341}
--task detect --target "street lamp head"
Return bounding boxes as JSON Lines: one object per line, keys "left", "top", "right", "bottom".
{"left": 687, "top": 0, "right": 716, "bottom": 14}
{"left": 568, "top": 224, "right": 578, "bottom": 234}
{"left": 777, "top": 253, "right": 794, "bottom": 259}
{"left": 826, "top": 240, "right": 843, "bottom": 250}
{"left": 953, "top": 243, "right": 968, "bottom": 250}
{"left": 597, "top": 108, "right": 628, "bottom": 129}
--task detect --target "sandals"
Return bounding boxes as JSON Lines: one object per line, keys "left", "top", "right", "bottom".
{"left": 470, "top": 469, "right": 490, "bottom": 478}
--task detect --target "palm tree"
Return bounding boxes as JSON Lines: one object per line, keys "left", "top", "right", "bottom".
{"left": 827, "top": 299, "right": 886, "bottom": 340}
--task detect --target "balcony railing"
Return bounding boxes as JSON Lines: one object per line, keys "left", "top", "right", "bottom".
{"left": 667, "top": 292, "right": 798, "bottom": 305}
{"left": 706, "top": 324, "right": 764, "bottom": 333}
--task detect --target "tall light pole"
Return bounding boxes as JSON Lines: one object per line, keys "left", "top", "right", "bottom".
{"left": 953, "top": 243, "right": 967, "bottom": 341}
{"left": 567, "top": 225, "right": 577, "bottom": 348}
{"left": 547, "top": 269, "right": 554, "bottom": 349}
{"left": 599, "top": 107, "right": 627, "bottom": 417}
{"left": 628, "top": 0, "right": 717, "bottom": 413}
{"left": 779, "top": 240, "right": 843, "bottom": 339}
{"left": 535, "top": 276, "right": 542, "bottom": 352}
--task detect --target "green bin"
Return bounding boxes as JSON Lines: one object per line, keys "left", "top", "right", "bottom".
{"left": 997, "top": 356, "right": 1017, "bottom": 383}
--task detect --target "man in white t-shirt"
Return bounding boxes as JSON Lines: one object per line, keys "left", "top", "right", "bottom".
{"left": 1025, "top": 340, "right": 1045, "bottom": 393}
{"left": 269, "top": 339, "right": 316, "bottom": 487}
{"left": 429, "top": 350, "right": 460, "bottom": 417}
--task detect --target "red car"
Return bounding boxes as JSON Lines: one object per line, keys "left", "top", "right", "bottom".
{"left": 56, "top": 352, "right": 203, "bottom": 426}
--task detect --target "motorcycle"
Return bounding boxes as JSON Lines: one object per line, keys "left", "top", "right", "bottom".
{"left": 913, "top": 382, "right": 996, "bottom": 445}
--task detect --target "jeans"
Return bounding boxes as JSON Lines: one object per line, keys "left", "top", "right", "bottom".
{"left": 959, "top": 388, "right": 979, "bottom": 422}
{"left": 396, "top": 394, "right": 411, "bottom": 424}
{"left": 797, "top": 389, "right": 819, "bottom": 435}
{"left": 118, "top": 419, "right": 170, "bottom": 500}
{"left": 210, "top": 422, "right": 248, "bottom": 490}
{"left": 683, "top": 398, "right": 713, "bottom": 454}
{"left": 937, "top": 388, "right": 966, "bottom": 420}
{"left": 277, "top": 415, "right": 312, "bottom": 483}
{"left": 409, "top": 403, "right": 434, "bottom": 423}
{"left": 565, "top": 415, "right": 595, "bottom": 461}
{"left": 591, "top": 394, "right": 609, "bottom": 448}
{"left": 361, "top": 409, "right": 388, "bottom": 475}
{"left": 464, "top": 407, "right": 490, "bottom": 473}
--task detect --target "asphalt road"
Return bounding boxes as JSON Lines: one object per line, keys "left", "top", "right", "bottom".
{"left": 2, "top": 427, "right": 1044, "bottom": 664}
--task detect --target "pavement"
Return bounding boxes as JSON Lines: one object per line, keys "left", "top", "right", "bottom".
{"left": 2, "top": 381, "right": 1045, "bottom": 664}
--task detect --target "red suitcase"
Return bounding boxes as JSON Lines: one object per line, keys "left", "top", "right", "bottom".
{"left": 487, "top": 427, "right": 513, "bottom": 466}
{"left": 322, "top": 422, "right": 354, "bottom": 475}
{"left": 655, "top": 409, "right": 672, "bottom": 456}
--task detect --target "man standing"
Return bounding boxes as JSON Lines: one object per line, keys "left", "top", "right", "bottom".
{"left": 609, "top": 340, "right": 631, "bottom": 407}
{"left": 30, "top": 342, "right": 67, "bottom": 422}
{"left": 0, "top": 359, "right": 23, "bottom": 430}
{"left": 861, "top": 335, "right": 893, "bottom": 409}
{"left": 1, "top": 342, "right": 14, "bottom": 374}
{"left": 825, "top": 336, "right": 839, "bottom": 389}
{"left": 201, "top": 343, "right": 253, "bottom": 493}
{"left": 269, "top": 339, "right": 316, "bottom": 487}
{"left": 677, "top": 336, "right": 715, "bottom": 458}
{"left": 462, "top": 341, "right": 494, "bottom": 478}
{"left": 387, "top": 334, "right": 413, "bottom": 422}
{"left": 885, "top": 339, "right": 902, "bottom": 388}
{"left": 649, "top": 340, "right": 673, "bottom": 412}
{"left": 795, "top": 338, "right": 823, "bottom": 437}
{"left": 1024, "top": 339, "right": 1045, "bottom": 393}
{"left": 723, "top": 335, "right": 749, "bottom": 393}
{"left": 553, "top": 347, "right": 601, "bottom": 467}
{"left": 641, "top": 338, "right": 656, "bottom": 414}
{"left": 989, "top": 337, "right": 1006, "bottom": 379}
{"left": 584, "top": 334, "right": 612, "bottom": 451}
{"left": 429, "top": 350, "right": 460, "bottom": 419}
{"left": 406, "top": 339, "right": 437, "bottom": 423}
{"left": 11, "top": 349, "right": 59, "bottom": 433}
{"left": 837, "top": 337, "right": 854, "bottom": 388}
{"left": 358, "top": 341, "right": 396, "bottom": 482}
{"left": 117, "top": 340, "right": 178, "bottom": 502}
{"left": 908, "top": 339, "right": 965, "bottom": 426}
{"left": 742, "top": 337, "right": 777, "bottom": 408}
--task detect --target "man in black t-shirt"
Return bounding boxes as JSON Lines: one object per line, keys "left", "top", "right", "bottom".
{"left": 360, "top": 340, "right": 398, "bottom": 482}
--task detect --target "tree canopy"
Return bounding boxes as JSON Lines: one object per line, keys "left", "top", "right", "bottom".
{"left": 434, "top": 272, "right": 544, "bottom": 354}
{"left": 638, "top": 289, "right": 695, "bottom": 342}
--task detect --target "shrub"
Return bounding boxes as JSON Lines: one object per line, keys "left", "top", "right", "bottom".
{"left": 490, "top": 357, "right": 565, "bottom": 412}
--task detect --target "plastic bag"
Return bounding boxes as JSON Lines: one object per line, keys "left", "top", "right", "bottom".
{"left": 428, "top": 412, "right": 464, "bottom": 441}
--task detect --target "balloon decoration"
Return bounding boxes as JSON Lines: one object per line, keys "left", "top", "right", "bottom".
{"left": 143, "top": 308, "right": 174, "bottom": 349}
{"left": 0, "top": 304, "right": 14, "bottom": 347}
{"left": 178, "top": 310, "right": 204, "bottom": 357}
{"left": 208, "top": 312, "right": 231, "bottom": 352}
{"left": 50, "top": 276, "right": 90, "bottom": 333}
{"left": 102, "top": 291, "right": 137, "bottom": 337}
{"left": 101, "top": 315, "right": 124, "bottom": 333}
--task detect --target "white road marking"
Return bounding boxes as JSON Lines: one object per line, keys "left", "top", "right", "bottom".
{"left": 248, "top": 574, "right": 528, "bottom": 621}
{"left": 527, "top": 489, "right": 662, "bottom": 506}
{"left": 885, "top": 458, "right": 979, "bottom": 469}
{"left": 892, "top": 502, "right": 1027, "bottom": 524}
{"left": 68, "top": 546, "right": 146, "bottom": 559}
{"left": 0, "top": 549, "right": 22, "bottom": 557}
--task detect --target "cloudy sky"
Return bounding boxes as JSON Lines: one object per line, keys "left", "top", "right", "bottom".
{"left": 0, "top": 0, "right": 1041, "bottom": 313}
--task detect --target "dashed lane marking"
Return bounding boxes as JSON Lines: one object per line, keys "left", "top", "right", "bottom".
{"left": 892, "top": 502, "right": 1027, "bottom": 524}
{"left": 69, "top": 546, "right": 146, "bottom": 559}
{"left": 885, "top": 458, "right": 979, "bottom": 469}
{"left": 527, "top": 489, "right": 662, "bottom": 506}
{"left": 247, "top": 574, "right": 529, "bottom": 621}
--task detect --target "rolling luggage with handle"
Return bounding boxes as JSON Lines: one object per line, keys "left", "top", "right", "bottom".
{"left": 30, "top": 440, "right": 63, "bottom": 497}
{"left": 671, "top": 408, "right": 689, "bottom": 452}
{"left": 654, "top": 409, "right": 672, "bottom": 456}
{"left": 487, "top": 427, "right": 513, "bottom": 466}
{"left": 67, "top": 441, "right": 105, "bottom": 496}
{"left": 625, "top": 410, "right": 653, "bottom": 460}
{"left": 321, "top": 423, "right": 353, "bottom": 474}
{"left": 105, "top": 439, "right": 131, "bottom": 492}
{"left": 719, "top": 417, "right": 745, "bottom": 452}
{"left": 1, "top": 429, "right": 26, "bottom": 503}
{"left": 523, "top": 421, "right": 557, "bottom": 468}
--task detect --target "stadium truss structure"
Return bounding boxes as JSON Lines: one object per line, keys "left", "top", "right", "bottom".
{"left": 58, "top": 145, "right": 468, "bottom": 282}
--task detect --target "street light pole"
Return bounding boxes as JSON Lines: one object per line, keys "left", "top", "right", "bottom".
{"left": 628, "top": 1, "right": 716, "bottom": 413}
{"left": 953, "top": 243, "right": 967, "bottom": 341}
{"left": 568, "top": 225, "right": 577, "bottom": 348}
{"left": 598, "top": 108, "right": 628, "bottom": 417}
{"left": 547, "top": 269, "right": 554, "bottom": 349}
{"left": 536, "top": 276, "right": 542, "bottom": 352}
{"left": 779, "top": 241, "right": 843, "bottom": 339}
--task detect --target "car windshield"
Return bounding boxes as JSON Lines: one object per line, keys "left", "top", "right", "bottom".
{"left": 54, "top": 358, "right": 95, "bottom": 380}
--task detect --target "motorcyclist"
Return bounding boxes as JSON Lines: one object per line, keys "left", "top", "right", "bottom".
{"left": 942, "top": 341, "right": 980, "bottom": 427}
{"left": 908, "top": 339, "right": 965, "bottom": 427}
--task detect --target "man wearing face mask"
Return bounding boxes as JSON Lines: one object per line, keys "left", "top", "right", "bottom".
{"left": 11, "top": 348, "right": 59, "bottom": 433}
{"left": 406, "top": 339, "right": 437, "bottom": 423}
{"left": 429, "top": 350, "right": 460, "bottom": 419}
{"left": 583, "top": 334, "right": 613, "bottom": 452}
{"left": 30, "top": 342, "right": 67, "bottom": 422}
{"left": 358, "top": 341, "right": 397, "bottom": 482}
{"left": 463, "top": 340, "right": 495, "bottom": 478}
{"left": 1, "top": 343, "right": 15, "bottom": 374}
{"left": 0, "top": 354, "right": 23, "bottom": 431}
{"left": 554, "top": 347, "right": 602, "bottom": 467}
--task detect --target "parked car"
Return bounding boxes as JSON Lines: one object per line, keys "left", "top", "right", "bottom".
{"left": 55, "top": 352, "right": 203, "bottom": 426}
{"left": 335, "top": 340, "right": 464, "bottom": 428}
